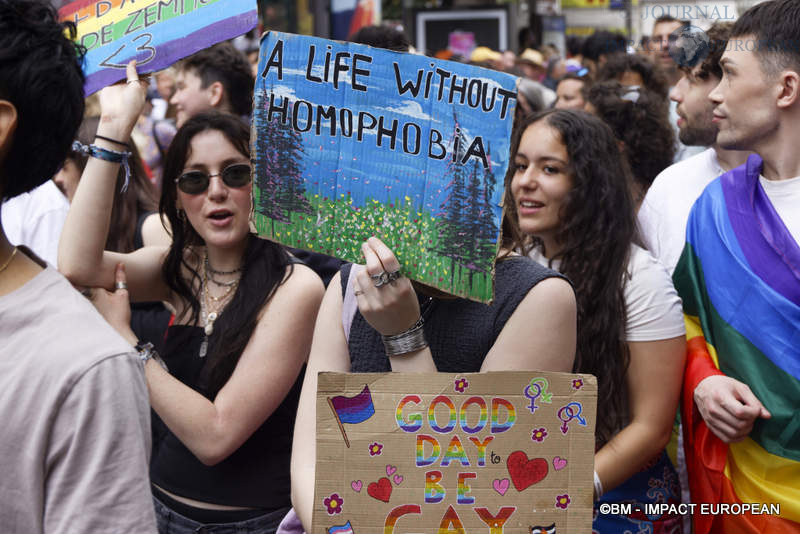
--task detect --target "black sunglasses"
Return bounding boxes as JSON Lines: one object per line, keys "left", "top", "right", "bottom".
{"left": 175, "top": 163, "right": 252, "bottom": 194}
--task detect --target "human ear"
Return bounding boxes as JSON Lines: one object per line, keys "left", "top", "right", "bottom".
{"left": 208, "top": 81, "right": 224, "bottom": 109}
{"left": 776, "top": 71, "right": 800, "bottom": 108}
{"left": 0, "top": 100, "right": 18, "bottom": 166}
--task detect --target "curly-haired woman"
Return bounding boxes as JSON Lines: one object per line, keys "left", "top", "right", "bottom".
{"left": 507, "top": 109, "right": 686, "bottom": 533}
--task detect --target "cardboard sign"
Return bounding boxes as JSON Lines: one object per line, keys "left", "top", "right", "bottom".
{"left": 314, "top": 372, "right": 596, "bottom": 533}
{"left": 59, "top": 0, "right": 257, "bottom": 95}
{"left": 251, "top": 32, "right": 518, "bottom": 303}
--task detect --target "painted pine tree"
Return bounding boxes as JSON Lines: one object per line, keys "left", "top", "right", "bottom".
{"left": 273, "top": 113, "right": 312, "bottom": 219}
{"left": 254, "top": 90, "right": 286, "bottom": 229}
{"left": 434, "top": 110, "right": 472, "bottom": 288}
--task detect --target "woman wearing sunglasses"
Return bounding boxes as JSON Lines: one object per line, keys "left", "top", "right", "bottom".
{"left": 59, "top": 62, "right": 324, "bottom": 534}
{"left": 507, "top": 109, "right": 686, "bottom": 532}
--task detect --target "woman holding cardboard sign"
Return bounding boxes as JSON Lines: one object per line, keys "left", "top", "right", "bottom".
{"left": 507, "top": 109, "right": 686, "bottom": 532}
{"left": 291, "top": 232, "right": 577, "bottom": 525}
{"left": 59, "top": 62, "right": 324, "bottom": 534}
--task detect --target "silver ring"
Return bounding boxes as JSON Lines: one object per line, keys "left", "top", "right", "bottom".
{"left": 372, "top": 271, "right": 390, "bottom": 288}
{"left": 126, "top": 79, "right": 141, "bottom": 85}
{"left": 115, "top": 281, "right": 128, "bottom": 290}
{"left": 386, "top": 270, "right": 401, "bottom": 283}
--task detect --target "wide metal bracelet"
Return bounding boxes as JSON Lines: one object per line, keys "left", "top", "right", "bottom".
{"left": 381, "top": 317, "right": 428, "bottom": 356}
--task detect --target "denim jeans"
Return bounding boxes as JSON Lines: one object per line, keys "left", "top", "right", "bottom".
{"left": 153, "top": 494, "right": 289, "bottom": 534}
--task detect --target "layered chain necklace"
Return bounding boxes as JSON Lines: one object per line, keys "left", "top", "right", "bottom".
{"left": 199, "top": 250, "right": 243, "bottom": 358}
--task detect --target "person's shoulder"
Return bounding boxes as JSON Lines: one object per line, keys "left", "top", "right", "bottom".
{"left": 648, "top": 148, "right": 717, "bottom": 193}
{"left": 275, "top": 262, "right": 325, "bottom": 302}
{"left": 8, "top": 268, "right": 136, "bottom": 372}
{"left": 626, "top": 244, "right": 677, "bottom": 297}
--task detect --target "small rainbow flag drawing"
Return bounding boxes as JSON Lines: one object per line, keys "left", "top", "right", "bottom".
{"left": 327, "top": 520, "right": 354, "bottom": 534}
{"left": 328, "top": 385, "right": 375, "bottom": 447}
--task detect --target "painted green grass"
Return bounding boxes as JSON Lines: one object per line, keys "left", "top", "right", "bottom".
{"left": 253, "top": 185, "right": 497, "bottom": 302}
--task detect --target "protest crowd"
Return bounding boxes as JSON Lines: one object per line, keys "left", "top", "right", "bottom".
{"left": 0, "top": 0, "right": 797, "bottom": 532}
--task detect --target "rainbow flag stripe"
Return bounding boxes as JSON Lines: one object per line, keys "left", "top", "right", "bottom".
{"left": 674, "top": 154, "right": 800, "bottom": 533}
{"left": 59, "top": 0, "right": 257, "bottom": 95}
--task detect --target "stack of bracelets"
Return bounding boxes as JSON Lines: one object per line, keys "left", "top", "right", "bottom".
{"left": 72, "top": 135, "right": 132, "bottom": 192}
{"left": 381, "top": 316, "right": 428, "bottom": 356}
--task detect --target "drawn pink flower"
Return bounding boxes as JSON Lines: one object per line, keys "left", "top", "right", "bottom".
{"left": 368, "top": 442, "right": 383, "bottom": 456}
{"left": 555, "top": 493, "right": 571, "bottom": 509}
{"left": 572, "top": 378, "right": 584, "bottom": 390}
{"left": 324, "top": 493, "right": 343, "bottom": 515}
{"left": 454, "top": 378, "right": 469, "bottom": 393}
{"left": 531, "top": 427, "right": 548, "bottom": 442}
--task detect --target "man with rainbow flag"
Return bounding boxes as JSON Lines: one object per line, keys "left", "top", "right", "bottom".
{"left": 674, "top": 1, "right": 800, "bottom": 532}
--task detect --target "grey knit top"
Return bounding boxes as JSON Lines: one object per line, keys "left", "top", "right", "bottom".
{"left": 340, "top": 256, "right": 566, "bottom": 372}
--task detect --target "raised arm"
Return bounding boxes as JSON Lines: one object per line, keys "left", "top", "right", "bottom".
{"left": 58, "top": 62, "right": 168, "bottom": 302}
{"left": 291, "top": 271, "right": 352, "bottom": 530}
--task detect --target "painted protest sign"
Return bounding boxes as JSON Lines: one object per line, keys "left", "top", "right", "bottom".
{"left": 252, "top": 33, "right": 518, "bottom": 303}
{"left": 59, "top": 0, "right": 257, "bottom": 95}
{"left": 314, "top": 372, "right": 596, "bottom": 533}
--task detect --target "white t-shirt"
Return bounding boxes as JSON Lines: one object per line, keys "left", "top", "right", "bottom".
{"left": 528, "top": 244, "right": 685, "bottom": 342}
{"left": 1, "top": 180, "right": 69, "bottom": 267}
{"left": 638, "top": 148, "right": 723, "bottom": 275}
{"left": 760, "top": 174, "right": 800, "bottom": 246}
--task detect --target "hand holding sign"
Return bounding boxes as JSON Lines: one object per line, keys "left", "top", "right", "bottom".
{"left": 353, "top": 237, "right": 420, "bottom": 337}
{"left": 96, "top": 60, "right": 148, "bottom": 140}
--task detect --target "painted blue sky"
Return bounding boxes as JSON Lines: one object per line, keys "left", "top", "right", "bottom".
{"left": 253, "top": 32, "right": 517, "bottom": 220}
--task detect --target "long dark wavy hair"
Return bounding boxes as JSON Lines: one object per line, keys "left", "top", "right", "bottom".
{"left": 503, "top": 109, "right": 636, "bottom": 445}
{"left": 159, "top": 111, "right": 292, "bottom": 396}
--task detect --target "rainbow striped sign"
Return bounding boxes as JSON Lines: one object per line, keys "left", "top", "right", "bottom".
{"left": 59, "top": 0, "right": 258, "bottom": 95}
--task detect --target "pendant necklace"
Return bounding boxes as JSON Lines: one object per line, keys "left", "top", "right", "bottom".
{"left": 199, "top": 250, "right": 240, "bottom": 358}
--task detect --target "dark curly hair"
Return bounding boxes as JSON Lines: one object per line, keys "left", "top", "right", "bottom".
{"left": 177, "top": 42, "right": 254, "bottom": 118}
{"left": 679, "top": 22, "right": 733, "bottom": 82}
{"left": 159, "top": 111, "right": 291, "bottom": 395}
{"left": 586, "top": 81, "right": 675, "bottom": 197}
{"left": 503, "top": 109, "right": 635, "bottom": 445}
{"left": 597, "top": 53, "right": 670, "bottom": 100}
{"left": 0, "top": 0, "right": 85, "bottom": 201}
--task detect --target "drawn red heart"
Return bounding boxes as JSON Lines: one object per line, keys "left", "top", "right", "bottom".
{"left": 367, "top": 477, "right": 392, "bottom": 503}
{"left": 506, "top": 451, "right": 549, "bottom": 491}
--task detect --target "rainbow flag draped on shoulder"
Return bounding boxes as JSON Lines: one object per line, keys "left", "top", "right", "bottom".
{"left": 673, "top": 154, "right": 800, "bottom": 533}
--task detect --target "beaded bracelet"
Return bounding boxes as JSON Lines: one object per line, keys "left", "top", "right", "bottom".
{"left": 381, "top": 317, "right": 428, "bottom": 356}
{"left": 72, "top": 141, "right": 132, "bottom": 192}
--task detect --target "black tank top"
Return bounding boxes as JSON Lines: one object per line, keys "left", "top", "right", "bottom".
{"left": 150, "top": 324, "right": 303, "bottom": 508}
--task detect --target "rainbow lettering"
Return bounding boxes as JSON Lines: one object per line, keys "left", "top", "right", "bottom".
{"left": 396, "top": 395, "right": 423, "bottom": 432}
{"left": 428, "top": 395, "right": 457, "bottom": 433}
{"left": 459, "top": 396, "right": 488, "bottom": 434}
{"left": 491, "top": 397, "right": 516, "bottom": 433}
{"left": 416, "top": 434, "right": 441, "bottom": 467}
{"left": 440, "top": 435, "right": 470, "bottom": 467}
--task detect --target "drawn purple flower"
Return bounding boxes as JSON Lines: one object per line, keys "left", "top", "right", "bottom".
{"left": 368, "top": 442, "right": 383, "bottom": 456}
{"left": 572, "top": 378, "right": 584, "bottom": 390}
{"left": 555, "top": 493, "right": 571, "bottom": 509}
{"left": 324, "top": 493, "right": 343, "bottom": 515}
{"left": 531, "top": 427, "right": 548, "bottom": 442}
{"left": 454, "top": 377, "right": 469, "bottom": 393}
